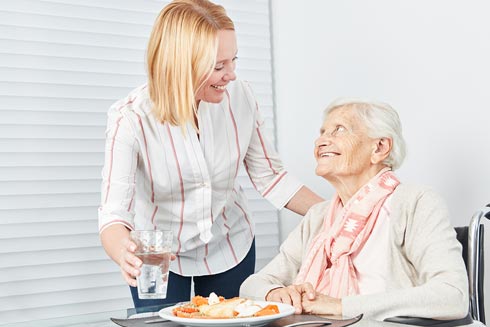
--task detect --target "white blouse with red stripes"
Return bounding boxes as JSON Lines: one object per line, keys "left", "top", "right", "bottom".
{"left": 98, "top": 80, "right": 303, "bottom": 276}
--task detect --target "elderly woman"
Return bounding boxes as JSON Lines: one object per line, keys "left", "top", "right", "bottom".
{"left": 240, "top": 99, "right": 469, "bottom": 321}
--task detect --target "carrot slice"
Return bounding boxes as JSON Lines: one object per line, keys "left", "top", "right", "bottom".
{"left": 254, "top": 304, "right": 280, "bottom": 317}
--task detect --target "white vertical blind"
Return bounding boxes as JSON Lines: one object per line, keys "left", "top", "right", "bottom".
{"left": 0, "top": 0, "right": 278, "bottom": 325}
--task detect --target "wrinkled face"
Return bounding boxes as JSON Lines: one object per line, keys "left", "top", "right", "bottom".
{"left": 314, "top": 107, "right": 375, "bottom": 180}
{"left": 195, "top": 30, "right": 238, "bottom": 104}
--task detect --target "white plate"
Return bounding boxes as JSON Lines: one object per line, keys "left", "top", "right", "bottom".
{"left": 159, "top": 300, "right": 295, "bottom": 327}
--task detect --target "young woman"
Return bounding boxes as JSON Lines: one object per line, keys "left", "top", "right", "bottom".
{"left": 98, "top": 0, "right": 322, "bottom": 308}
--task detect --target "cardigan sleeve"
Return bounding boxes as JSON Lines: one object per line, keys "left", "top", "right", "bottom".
{"left": 342, "top": 186, "right": 469, "bottom": 320}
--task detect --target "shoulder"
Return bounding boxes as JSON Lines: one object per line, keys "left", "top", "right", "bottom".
{"left": 105, "top": 84, "right": 154, "bottom": 137}
{"left": 108, "top": 84, "right": 153, "bottom": 122}
{"left": 391, "top": 183, "right": 447, "bottom": 209}
{"left": 390, "top": 183, "right": 450, "bottom": 231}
{"left": 307, "top": 200, "right": 331, "bottom": 216}
{"left": 281, "top": 200, "right": 330, "bottom": 246}
{"left": 302, "top": 200, "right": 331, "bottom": 231}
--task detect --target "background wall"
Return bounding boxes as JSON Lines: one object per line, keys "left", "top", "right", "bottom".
{"left": 270, "top": 0, "right": 490, "bottom": 318}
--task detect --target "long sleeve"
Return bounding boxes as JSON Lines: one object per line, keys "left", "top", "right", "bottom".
{"left": 342, "top": 185, "right": 469, "bottom": 320}
{"left": 240, "top": 202, "right": 328, "bottom": 299}
{"left": 98, "top": 104, "right": 139, "bottom": 233}
{"left": 240, "top": 82, "right": 303, "bottom": 209}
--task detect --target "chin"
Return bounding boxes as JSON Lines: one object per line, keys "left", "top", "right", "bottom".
{"left": 316, "top": 167, "right": 332, "bottom": 179}
{"left": 203, "top": 95, "right": 224, "bottom": 104}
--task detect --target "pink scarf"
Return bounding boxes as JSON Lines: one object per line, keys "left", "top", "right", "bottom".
{"left": 295, "top": 168, "right": 400, "bottom": 298}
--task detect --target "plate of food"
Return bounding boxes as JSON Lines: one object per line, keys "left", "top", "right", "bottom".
{"left": 159, "top": 293, "right": 295, "bottom": 327}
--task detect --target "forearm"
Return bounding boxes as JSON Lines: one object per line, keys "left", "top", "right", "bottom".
{"left": 342, "top": 281, "right": 468, "bottom": 320}
{"left": 285, "top": 186, "right": 323, "bottom": 216}
{"left": 241, "top": 248, "right": 299, "bottom": 300}
{"left": 240, "top": 273, "right": 285, "bottom": 300}
{"left": 100, "top": 224, "right": 131, "bottom": 265}
{"left": 241, "top": 216, "right": 311, "bottom": 300}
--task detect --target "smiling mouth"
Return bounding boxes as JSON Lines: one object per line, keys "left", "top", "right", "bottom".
{"left": 211, "top": 84, "right": 226, "bottom": 90}
{"left": 318, "top": 151, "right": 340, "bottom": 159}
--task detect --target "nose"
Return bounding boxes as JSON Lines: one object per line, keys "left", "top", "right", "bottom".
{"left": 314, "top": 133, "right": 333, "bottom": 158}
{"left": 223, "top": 68, "right": 236, "bottom": 82}
{"left": 315, "top": 134, "right": 332, "bottom": 148}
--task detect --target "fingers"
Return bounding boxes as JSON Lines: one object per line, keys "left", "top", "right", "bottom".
{"left": 121, "top": 268, "right": 138, "bottom": 287}
{"left": 266, "top": 286, "right": 304, "bottom": 314}
{"left": 297, "top": 282, "right": 316, "bottom": 300}
{"left": 161, "top": 253, "right": 172, "bottom": 273}
{"left": 119, "top": 238, "right": 141, "bottom": 287}
{"left": 123, "top": 237, "right": 137, "bottom": 253}
{"left": 286, "top": 285, "right": 303, "bottom": 314}
{"left": 120, "top": 255, "right": 140, "bottom": 284}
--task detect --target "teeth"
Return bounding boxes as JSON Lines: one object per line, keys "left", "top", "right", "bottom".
{"left": 320, "top": 152, "right": 336, "bottom": 157}
{"left": 211, "top": 85, "right": 226, "bottom": 90}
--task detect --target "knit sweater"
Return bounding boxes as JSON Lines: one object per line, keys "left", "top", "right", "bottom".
{"left": 240, "top": 184, "right": 469, "bottom": 321}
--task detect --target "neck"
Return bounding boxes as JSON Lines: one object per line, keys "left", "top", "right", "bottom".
{"left": 328, "top": 165, "right": 389, "bottom": 205}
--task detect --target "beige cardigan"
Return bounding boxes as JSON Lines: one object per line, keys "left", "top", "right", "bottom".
{"left": 240, "top": 184, "right": 469, "bottom": 321}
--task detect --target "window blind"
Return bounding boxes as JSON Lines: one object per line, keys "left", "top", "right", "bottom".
{"left": 0, "top": 0, "right": 278, "bottom": 325}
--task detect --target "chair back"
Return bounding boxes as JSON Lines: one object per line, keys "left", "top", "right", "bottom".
{"left": 454, "top": 225, "right": 484, "bottom": 324}
{"left": 455, "top": 205, "right": 490, "bottom": 324}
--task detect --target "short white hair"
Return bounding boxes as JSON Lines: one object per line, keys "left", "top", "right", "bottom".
{"left": 324, "top": 98, "right": 407, "bottom": 170}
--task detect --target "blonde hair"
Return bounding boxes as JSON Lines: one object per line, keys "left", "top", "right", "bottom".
{"left": 147, "top": 0, "right": 234, "bottom": 128}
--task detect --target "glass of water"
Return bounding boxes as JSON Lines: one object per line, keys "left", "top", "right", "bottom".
{"left": 130, "top": 230, "right": 173, "bottom": 299}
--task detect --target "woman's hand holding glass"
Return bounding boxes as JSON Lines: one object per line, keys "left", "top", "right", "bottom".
{"left": 118, "top": 235, "right": 177, "bottom": 288}
{"left": 119, "top": 237, "right": 142, "bottom": 287}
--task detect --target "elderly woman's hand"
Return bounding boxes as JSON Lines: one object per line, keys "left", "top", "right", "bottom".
{"left": 301, "top": 292, "right": 342, "bottom": 316}
{"left": 265, "top": 283, "right": 316, "bottom": 314}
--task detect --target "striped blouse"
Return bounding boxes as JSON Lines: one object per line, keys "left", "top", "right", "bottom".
{"left": 98, "top": 80, "right": 302, "bottom": 276}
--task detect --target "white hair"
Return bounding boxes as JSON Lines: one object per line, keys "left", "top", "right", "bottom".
{"left": 324, "top": 98, "right": 407, "bottom": 170}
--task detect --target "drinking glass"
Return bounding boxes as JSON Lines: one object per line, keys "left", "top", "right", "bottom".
{"left": 130, "top": 230, "right": 173, "bottom": 299}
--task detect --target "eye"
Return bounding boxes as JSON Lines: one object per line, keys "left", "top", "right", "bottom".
{"left": 214, "top": 57, "right": 238, "bottom": 71}
{"left": 331, "top": 125, "right": 346, "bottom": 136}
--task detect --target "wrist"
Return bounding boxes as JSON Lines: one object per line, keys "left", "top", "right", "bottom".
{"left": 264, "top": 289, "right": 274, "bottom": 301}
{"left": 265, "top": 287, "right": 280, "bottom": 301}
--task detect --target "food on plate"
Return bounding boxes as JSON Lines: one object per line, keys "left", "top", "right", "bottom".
{"left": 172, "top": 292, "right": 280, "bottom": 319}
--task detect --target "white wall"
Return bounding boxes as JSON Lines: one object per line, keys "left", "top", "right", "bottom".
{"left": 271, "top": 0, "right": 490, "bottom": 318}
